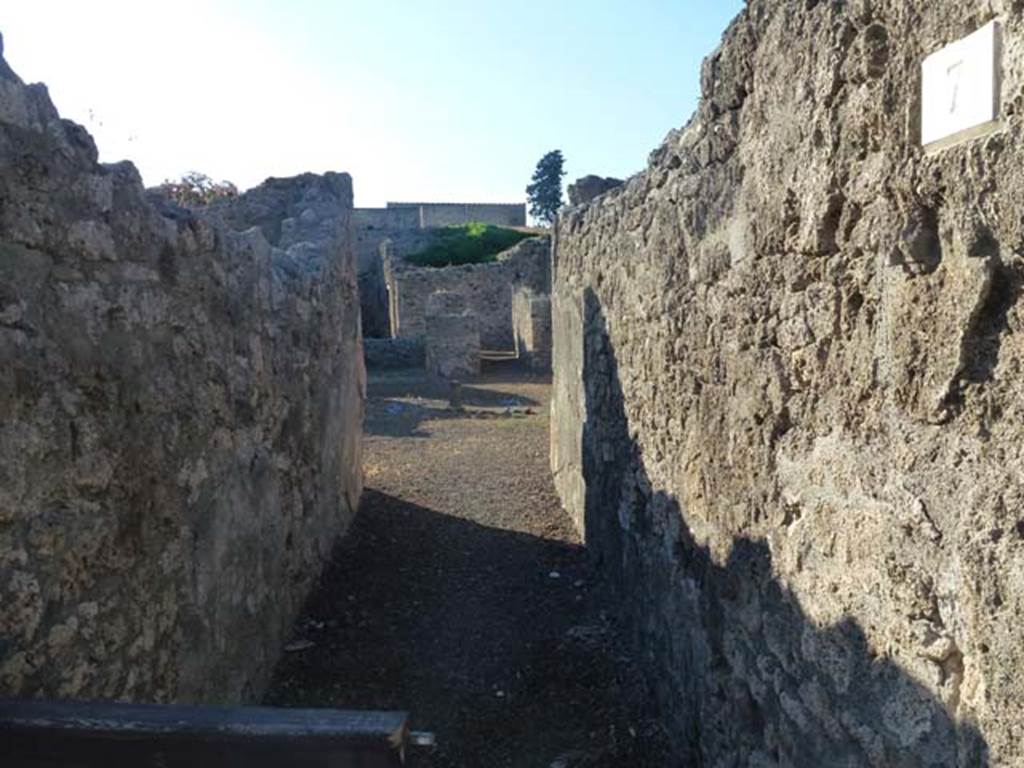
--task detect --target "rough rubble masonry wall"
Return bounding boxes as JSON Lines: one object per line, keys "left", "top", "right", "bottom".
{"left": 552, "top": 2, "right": 1024, "bottom": 765}
{"left": 392, "top": 236, "right": 550, "bottom": 349}
{"left": 0, "top": 42, "right": 364, "bottom": 703}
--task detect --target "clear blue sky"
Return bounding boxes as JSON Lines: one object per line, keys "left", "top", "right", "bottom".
{"left": 2, "top": 1, "right": 743, "bottom": 206}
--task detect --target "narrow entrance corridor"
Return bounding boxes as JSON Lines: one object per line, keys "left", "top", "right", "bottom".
{"left": 265, "top": 367, "right": 667, "bottom": 767}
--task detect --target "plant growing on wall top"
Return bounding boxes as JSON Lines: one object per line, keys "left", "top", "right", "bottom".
{"left": 158, "top": 171, "right": 238, "bottom": 207}
{"left": 526, "top": 150, "right": 565, "bottom": 226}
{"left": 406, "top": 222, "right": 531, "bottom": 268}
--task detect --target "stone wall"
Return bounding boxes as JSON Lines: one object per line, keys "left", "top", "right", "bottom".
{"left": 387, "top": 201, "right": 526, "bottom": 228}
{"left": 391, "top": 236, "right": 550, "bottom": 349}
{"left": 352, "top": 210, "right": 459, "bottom": 339}
{"left": 0, "top": 43, "right": 364, "bottom": 704}
{"left": 352, "top": 203, "right": 528, "bottom": 337}
{"left": 201, "top": 172, "right": 352, "bottom": 249}
{"left": 552, "top": 2, "right": 1024, "bottom": 765}
{"left": 567, "top": 175, "right": 623, "bottom": 207}
{"left": 348, "top": 209, "right": 406, "bottom": 340}
{"left": 352, "top": 207, "right": 423, "bottom": 277}
{"left": 512, "top": 287, "right": 552, "bottom": 372}
{"left": 352, "top": 207, "right": 421, "bottom": 237}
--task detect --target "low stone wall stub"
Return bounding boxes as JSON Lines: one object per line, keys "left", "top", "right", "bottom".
{"left": 424, "top": 300, "right": 481, "bottom": 380}
{"left": 512, "top": 286, "right": 552, "bottom": 372}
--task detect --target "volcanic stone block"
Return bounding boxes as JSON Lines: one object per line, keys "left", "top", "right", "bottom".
{"left": 425, "top": 311, "right": 481, "bottom": 380}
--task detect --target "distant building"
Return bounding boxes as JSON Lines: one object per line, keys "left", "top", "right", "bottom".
{"left": 385, "top": 201, "right": 526, "bottom": 228}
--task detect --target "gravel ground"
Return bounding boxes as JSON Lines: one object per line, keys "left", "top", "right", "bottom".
{"left": 265, "top": 364, "right": 669, "bottom": 767}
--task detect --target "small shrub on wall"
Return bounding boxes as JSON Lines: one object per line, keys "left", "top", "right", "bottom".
{"left": 406, "top": 222, "right": 531, "bottom": 268}
{"left": 158, "top": 171, "right": 238, "bottom": 207}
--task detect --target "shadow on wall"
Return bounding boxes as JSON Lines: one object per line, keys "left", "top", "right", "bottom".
{"left": 579, "top": 289, "right": 989, "bottom": 767}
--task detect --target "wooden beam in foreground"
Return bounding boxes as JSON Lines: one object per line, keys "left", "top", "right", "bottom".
{"left": 0, "top": 698, "right": 409, "bottom": 768}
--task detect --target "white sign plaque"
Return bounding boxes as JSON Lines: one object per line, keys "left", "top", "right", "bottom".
{"left": 921, "top": 21, "right": 1001, "bottom": 148}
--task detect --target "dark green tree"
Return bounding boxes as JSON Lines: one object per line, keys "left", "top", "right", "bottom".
{"left": 525, "top": 150, "right": 565, "bottom": 226}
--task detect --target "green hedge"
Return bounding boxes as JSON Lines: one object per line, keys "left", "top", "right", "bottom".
{"left": 405, "top": 222, "right": 532, "bottom": 268}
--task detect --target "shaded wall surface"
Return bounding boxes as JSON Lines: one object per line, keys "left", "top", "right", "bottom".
{"left": 512, "top": 287, "right": 552, "bottom": 372}
{"left": 0, "top": 42, "right": 364, "bottom": 704}
{"left": 552, "top": 1, "right": 1024, "bottom": 765}
{"left": 391, "top": 236, "right": 550, "bottom": 349}
{"left": 363, "top": 337, "right": 425, "bottom": 370}
{"left": 351, "top": 208, "right": 422, "bottom": 334}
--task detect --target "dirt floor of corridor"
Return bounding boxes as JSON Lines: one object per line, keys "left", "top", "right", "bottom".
{"left": 265, "top": 364, "right": 669, "bottom": 767}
